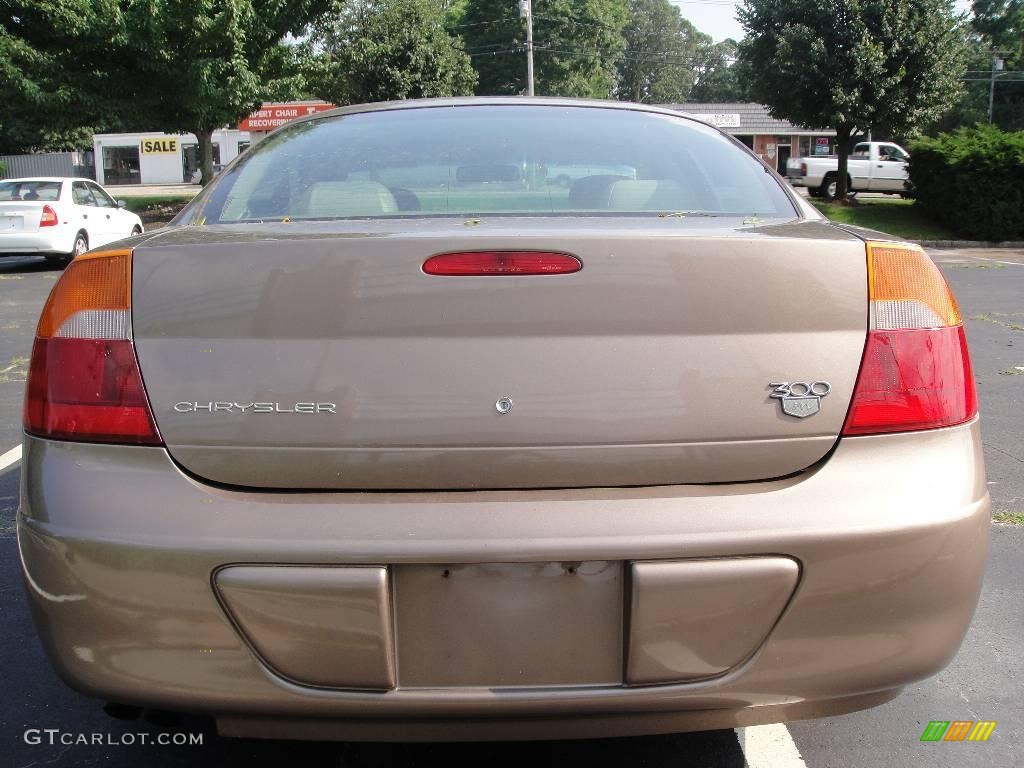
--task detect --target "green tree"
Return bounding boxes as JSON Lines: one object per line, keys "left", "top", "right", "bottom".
{"left": 973, "top": 0, "right": 1023, "bottom": 65}
{"left": 0, "top": 2, "right": 131, "bottom": 154}
{"left": 116, "top": 1, "right": 329, "bottom": 184}
{"left": 971, "top": 0, "right": 1024, "bottom": 130}
{"left": 615, "top": 0, "right": 703, "bottom": 103}
{"left": 1, "top": 1, "right": 330, "bottom": 182}
{"left": 688, "top": 38, "right": 750, "bottom": 102}
{"left": 931, "top": 32, "right": 996, "bottom": 133}
{"left": 462, "top": 0, "right": 628, "bottom": 97}
{"left": 308, "top": 0, "right": 477, "bottom": 105}
{"left": 738, "top": 0, "right": 966, "bottom": 199}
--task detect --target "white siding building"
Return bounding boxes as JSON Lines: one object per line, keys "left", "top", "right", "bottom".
{"left": 93, "top": 129, "right": 251, "bottom": 186}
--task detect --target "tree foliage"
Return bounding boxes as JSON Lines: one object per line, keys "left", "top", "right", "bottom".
{"left": 1, "top": 1, "right": 329, "bottom": 181}
{"left": 688, "top": 38, "right": 750, "bottom": 102}
{"left": 0, "top": 1, "right": 137, "bottom": 153}
{"left": 972, "top": 0, "right": 1023, "bottom": 66}
{"left": 614, "top": 0, "right": 703, "bottom": 103}
{"left": 969, "top": 0, "right": 1024, "bottom": 130}
{"left": 114, "top": 0, "right": 329, "bottom": 184}
{"left": 308, "top": 0, "right": 477, "bottom": 106}
{"left": 909, "top": 124, "right": 1024, "bottom": 239}
{"left": 738, "top": 0, "right": 966, "bottom": 198}
{"left": 462, "top": 0, "right": 628, "bottom": 97}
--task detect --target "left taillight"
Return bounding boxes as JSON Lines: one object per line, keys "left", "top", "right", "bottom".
{"left": 39, "top": 205, "right": 59, "bottom": 227}
{"left": 24, "top": 248, "right": 161, "bottom": 445}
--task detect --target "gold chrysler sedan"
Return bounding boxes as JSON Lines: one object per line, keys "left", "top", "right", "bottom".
{"left": 18, "top": 99, "right": 988, "bottom": 742}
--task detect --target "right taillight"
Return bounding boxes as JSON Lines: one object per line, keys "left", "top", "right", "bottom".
{"left": 24, "top": 248, "right": 161, "bottom": 445}
{"left": 39, "top": 205, "right": 59, "bottom": 227}
{"left": 842, "top": 241, "right": 977, "bottom": 436}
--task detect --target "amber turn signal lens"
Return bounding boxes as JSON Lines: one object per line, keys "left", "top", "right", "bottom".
{"left": 36, "top": 249, "right": 132, "bottom": 338}
{"left": 867, "top": 242, "right": 961, "bottom": 329}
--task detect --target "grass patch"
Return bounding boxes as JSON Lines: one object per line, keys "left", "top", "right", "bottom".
{"left": 993, "top": 511, "right": 1024, "bottom": 525}
{"left": 971, "top": 313, "right": 1024, "bottom": 330}
{"left": 0, "top": 355, "right": 28, "bottom": 383}
{"left": 119, "top": 194, "right": 196, "bottom": 214}
{"left": 811, "top": 197, "right": 958, "bottom": 241}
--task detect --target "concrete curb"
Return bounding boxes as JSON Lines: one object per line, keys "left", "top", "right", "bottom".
{"left": 915, "top": 240, "right": 1024, "bottom": 249}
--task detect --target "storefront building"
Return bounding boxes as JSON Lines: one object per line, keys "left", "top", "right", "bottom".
{"left": 91, "top": 103, "right": 334, "bottom": 185}
{"left": 663, "top": 103, "right": 837, "bottom": 172}
{"left": 92, "top": 129, "right": 251, "bottom": 186}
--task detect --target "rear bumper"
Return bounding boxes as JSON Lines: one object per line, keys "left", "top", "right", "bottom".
{"left": 18, "top": 420, "right": 989, "bottom": 740}
{"left": 0, "top": 230, "right": 69, "bottom": 255}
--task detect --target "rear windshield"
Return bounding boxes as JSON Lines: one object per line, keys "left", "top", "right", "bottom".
{"left": 0, "top": 181, "right": 61, "bottom": 202}
{"left": 190, "top": 105, "right": 796, "bottom": 223}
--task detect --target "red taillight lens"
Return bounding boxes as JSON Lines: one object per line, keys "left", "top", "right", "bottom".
{"left": 842, "top": 242, "right": 977, "bottom": 436}
{"left": 24, "top": 249, "right": 161, "bottom": 445}
{"left": 423, "top": 251, "right": 581, "bottom": 276}
{"left": 25, "top": 338, "right": 160, "bottom": 444}
{"left": 40, "top": 205, "right": 59, "bottom": 227}
{"left": 842, "top": 326, "right": 976, "bottom": 435}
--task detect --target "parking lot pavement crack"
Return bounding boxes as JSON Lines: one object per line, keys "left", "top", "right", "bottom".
{"left": 984, "top": 442, "right": 1024, "bottom": 464}
{"left": 959, "top": 690, "right": 980, "bottom": 719}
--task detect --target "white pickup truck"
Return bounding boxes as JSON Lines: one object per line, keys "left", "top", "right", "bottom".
{"left": 786, "top": 141, "right": 910, "bottom": 199}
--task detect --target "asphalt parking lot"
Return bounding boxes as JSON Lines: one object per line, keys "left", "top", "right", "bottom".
{"left": 1, "top": 248, "right": 1021, "bottom": 767}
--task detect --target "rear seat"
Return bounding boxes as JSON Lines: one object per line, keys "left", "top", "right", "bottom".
{"left": 301, "top": 181, "right": 399, "bottom": 217}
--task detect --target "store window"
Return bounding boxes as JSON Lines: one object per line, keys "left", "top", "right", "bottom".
{"left": 182, "top": 142, "right": 222, "bottom": 183}
{"left": 735, "top": 135, "right": 754, "bottom": 150}
{"left": 102, "top": 145, "right": 141, "bottom": 185}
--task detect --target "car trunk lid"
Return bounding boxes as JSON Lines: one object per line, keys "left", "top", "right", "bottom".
{"left": 0, "top": 202, "right": 44, "bottom": 233}
{"left": 131, "top": 218, "right": 868, "bottom": 489}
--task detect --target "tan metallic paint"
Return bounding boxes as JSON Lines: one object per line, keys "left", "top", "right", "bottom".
{"left": 18, "top": 418, "right": 989, "bottom": 740}
{"left": 626, "top": 558, "right": 800, "bottom": 685}
{"left": 130, "top": 219, "right": 868, "bottom": 489}
{"left": 215, "top": 566, "right": 395, "bottom": 690}
{"left": 18, "top": 99, "right": 987, "bottom": 740}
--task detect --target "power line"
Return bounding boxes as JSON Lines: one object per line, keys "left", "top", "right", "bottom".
{"left": 468, "top": 48, "right": 523, "bottom": 58}
{"left": 533, "top": 45, "right": 736, "bottom": 66}
{"left": 452, "top": 18, "right": 512, "bottom": 29}
{"left": 532, "top": 13, "right": 622, "bottom": 32}
{"left": 464, "top": 43, "right": 519, "bottom": 53}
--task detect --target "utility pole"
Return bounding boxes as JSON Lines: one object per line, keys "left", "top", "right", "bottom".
{"left": 989, "top": 54, "right": 1004, "bottom": 123}
{"left": 519, "top": 0, "right": 534, "bottom": 96}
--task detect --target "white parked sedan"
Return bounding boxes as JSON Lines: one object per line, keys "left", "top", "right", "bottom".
{"left": 0, "top": 177, "right": 144, "bottom": 263}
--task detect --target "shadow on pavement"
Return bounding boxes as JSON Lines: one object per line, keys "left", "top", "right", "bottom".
{"left": 13, "top": 716, "right": 747, "bottom": 768}
{"left": 0, "top": 255, "right": 66, "bottom": 275}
